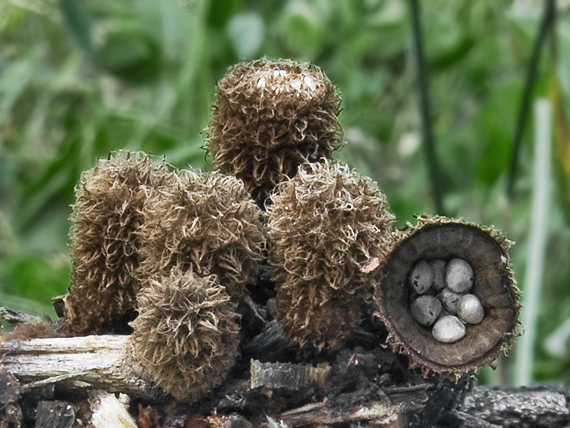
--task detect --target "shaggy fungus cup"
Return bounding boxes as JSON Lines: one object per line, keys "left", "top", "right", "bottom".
{"left": 207, "top": 58, "right": 343, "bottom": 207}
{"left": 64, "top": 151, "right": 175, "bottom": 336}
{"left": 267, "top": 161, "right": 395, "bottom": 350}
{"left": 374, "top": 216, "right": 520, "bottom": 377}
{"left": 129, "top": 269, "right": 240, "bottom": 402}
{"left": 137, "top": 170, "right": 266, "bottom": 300}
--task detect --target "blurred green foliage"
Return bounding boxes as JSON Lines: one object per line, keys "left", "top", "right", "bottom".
{"left": 2, "top": 0, "right": 570, "bottom": 385}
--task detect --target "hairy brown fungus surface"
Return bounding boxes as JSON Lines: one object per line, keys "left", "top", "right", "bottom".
{"left": 138, "top": 170, "right": 266, "bottom": 299}
{"left": 129, "top": 269, "right": 240, "bottom": 402}
{"left": 374, "top": 216, "right": 520, "bottom": 377}
{"left": 207, "top": 58, "right": 343, "bottom": 207}
{"left": 64, "top": 151, "right": 175, "bottom": 336}
{"left": 267, "top": 161, "right": 395, "bottom": 350}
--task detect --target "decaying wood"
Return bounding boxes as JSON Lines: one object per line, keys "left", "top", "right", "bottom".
{"left": 0, "top": 308, "right": 41, "bottom": 326}
{"left": 250, "top": 360, "right": 331, "bottom": 391}
{"left": 0, "top": 369, "right": 20, "bottom": 408}
{"left": 277, "top": 385, "right": 570, "bottom": 428}
{"left": 279, "top": 400, "right": 404, "bottom": 427}
{"left": 90, "top": 391, "right": 138, "bottom": 428}
{"left": 2, "top": 332, "right": 570, "bottom": 427}
{"left": 457, "top": 386, "right": 570, "bottom": 428}
{"left": 242, "top": 320, "right": 299, "bottom": 363}
{"left": 0, "top": 403, "right": 22, "bottom": 428}
{"left": 440, "top": 410, "right": 501, "bottom": 428}
{"left": 34, "top": 401, "right": 75, "bottom": 428}
{"left": 3, "top": 311, "right": 570, "bottom": 428}
{"left": 0, "top": 335, "right": 162, "bottom": 400}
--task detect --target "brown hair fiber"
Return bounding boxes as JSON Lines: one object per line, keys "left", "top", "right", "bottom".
{"left": 129, "top": 268, "right": 240, "bottom": 402}
{"left": 206, "top": 58, "right": 343, "bottom": 207}
{"left": 137, "top": 170, "right": 266, "bottom": 299}
{"left": 3, "top": 320, "right": 59, "bottom": 341}
{"left": 267, "top": 161, "right": 395, "bottom": 350}
{"left": 64, "top": 151, "right": 175, "bottom": 335}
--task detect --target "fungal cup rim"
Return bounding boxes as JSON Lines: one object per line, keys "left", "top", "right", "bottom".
{"left": 374, "top": 218, "right": 521, "bottom": 377}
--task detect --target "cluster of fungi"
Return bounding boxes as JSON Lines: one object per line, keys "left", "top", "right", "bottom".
{"left": 2, "top": 58, "right": 520, "bottom": 425}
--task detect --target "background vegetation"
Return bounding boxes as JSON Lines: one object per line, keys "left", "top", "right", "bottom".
{"left": 2, "top": 0, "right": 570, "bottom": 386}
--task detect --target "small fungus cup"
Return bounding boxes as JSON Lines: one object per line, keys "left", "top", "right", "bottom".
{"left": 373, "top": 216, "right": 520, "bottom": 378}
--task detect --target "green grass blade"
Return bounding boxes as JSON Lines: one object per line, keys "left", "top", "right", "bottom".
{"left": 59, "top": 0, "right": 92, "bottom": 56}
{"left": 0, "top": 291, "right": 56, "bottom": 319}
{"left": 514, "top": 99, "right": 552, "bottom": 386}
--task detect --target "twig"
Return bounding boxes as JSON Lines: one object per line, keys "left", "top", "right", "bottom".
{"left": 279, "top": 400, "right": 403, "bottom": 427}
{"left": 0, "top": 335, "right": 163, "bottom": 400}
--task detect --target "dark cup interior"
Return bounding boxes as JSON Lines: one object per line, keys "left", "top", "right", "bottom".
{"left": 379, "top": 222, "right": 518, "bottom": 369}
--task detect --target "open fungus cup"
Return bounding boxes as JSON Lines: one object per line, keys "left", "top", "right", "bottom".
{"left": 374, "top": 217, "right": 520, "bottom": 377}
